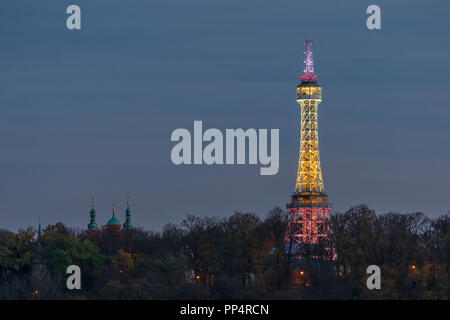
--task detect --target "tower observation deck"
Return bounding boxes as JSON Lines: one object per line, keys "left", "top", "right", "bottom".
{"left": 287, "top": 40, "right": 332, "bottom": 247}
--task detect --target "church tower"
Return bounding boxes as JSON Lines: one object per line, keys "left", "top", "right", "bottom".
{"left": 87, "top": 198, "right": 100, "bottom": 234}
{"left": 122, "top": 197, "right": 134, "bottom": 231}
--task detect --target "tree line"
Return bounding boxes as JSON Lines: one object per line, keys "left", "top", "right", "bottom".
{"left": 0, "top": 204, "right": 448, "bottom": 299}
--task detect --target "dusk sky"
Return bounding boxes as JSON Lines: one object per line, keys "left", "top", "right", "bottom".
{"left": 0, "top": 0, "right": 449, "bottom": 231}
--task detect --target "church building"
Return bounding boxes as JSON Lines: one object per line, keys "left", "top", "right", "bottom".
{"left": 87, "top": 197, "right": 134, "bottom": 234}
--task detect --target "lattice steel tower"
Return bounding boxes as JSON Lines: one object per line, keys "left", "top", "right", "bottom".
{"left": 287, "top": 40, "right": 332, "bottom": 246}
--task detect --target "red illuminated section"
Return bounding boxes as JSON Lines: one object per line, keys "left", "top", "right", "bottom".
{"left": 286, "top": 206, "right": 336, "bottom": 259}
{"left": 300, "top": 75, "right": 317, "bottom": 80}
{"left": 286, "top": 207, "right": 331, "bottom": 244}
{"left": 300, "top": 74, "right": 318, "bottom": 84}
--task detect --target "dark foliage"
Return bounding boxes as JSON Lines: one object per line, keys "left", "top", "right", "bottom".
{"left": 0, "top": 205, "right": 448, "bottom": 299}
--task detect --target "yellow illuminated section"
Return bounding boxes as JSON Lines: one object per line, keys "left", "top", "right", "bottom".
{"left": 299, "top": 87, "right": 319, "bottom": 96}
{"left": 295, "top": 85, "right": 325, "bottom": 194}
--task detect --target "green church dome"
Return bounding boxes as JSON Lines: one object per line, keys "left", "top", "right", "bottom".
{"left": 107, "top": 215, "right": 121, "bottom": 226}
{"left": 107, "top": 205, "right": 121, "bottom": 226}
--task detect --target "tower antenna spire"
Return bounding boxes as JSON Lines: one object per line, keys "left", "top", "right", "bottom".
{"left": 303, "top": 39, "right": 314, "bottom": 75}
{"left": 301, "top": 39, "right": 317, "bottom": 84}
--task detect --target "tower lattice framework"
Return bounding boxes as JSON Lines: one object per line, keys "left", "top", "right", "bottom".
{"left": 287, "top": 40, "right": 332, "bottom": 248}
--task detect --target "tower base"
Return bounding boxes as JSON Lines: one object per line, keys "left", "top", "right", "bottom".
{"left": 286, "top": 206, "right": 331, "bottom": 245}
{"left": 286, "top": 193, "right": 335, "bottom": 259}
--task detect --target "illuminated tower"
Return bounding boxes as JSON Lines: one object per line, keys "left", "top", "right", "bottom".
{"left": 287, "top": 40, "right": 332, "bottom": 247}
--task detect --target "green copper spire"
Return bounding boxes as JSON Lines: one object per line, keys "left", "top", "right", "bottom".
{"left": 122, "top": 197, "right": 134, "bottom": 230}
{"left": 87, "top": 198, "right": 99, "bottom": 231}
{"left": 38, "top": 217, "right": 42, "bottom": 237}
